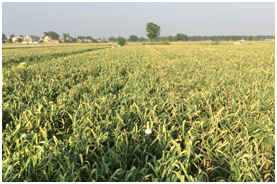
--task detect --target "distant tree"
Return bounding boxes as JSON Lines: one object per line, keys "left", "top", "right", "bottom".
{"left": 91, "top": 38, "right": 98, "bottom": 43}
{"left": 156, "top": 36, "right": 162, "bottom": 42}
{"left": 102, "top": 37, "right": 107, "bottom": 43}
{"left": 128, "top": 35, "right": 139, "bottom": 42}
{"left": 18, "top": 38, "right": 23, "bottom": 43}
{"left": 19, "top": 35, "right": 23, "bottom": 37}
{"left": 173, "top": 35, "right": 177, "bottom": 41}
{"left": 167, "top": 35, "right": 173, "bottom": 41}
{"left": 8, "top": 34, "right": 15, "bottom": 43}
{"left": 140, "top": 36, "right": 145, "bottom": 42}
{"left": 77, "top": 36, "right": 93, "bottom": 41}
{"left": 63, "top": 33, "right": 71, "bottom": 42}
{"left": 176, "top": 34, "right": 188, "bottom": 41}
{"left": 146, "top": 22, "right": 161, "bottom": 42}
{"left": 232, "top": 36, "right": 242, "bottom": 41}
{"left": 44, "top": 30, "right": 59, "bottom": 40}
{"left": 108, "top": 36, "right": 116, "bottom": 42}
{"left": 117, "top": 36, "right": 126, "bottom": 46}
{"left": 2, "top": 33, "right": 6, "bottom": 43}
{"left": 162, "top": 37, "right": 170, "bottom": 44}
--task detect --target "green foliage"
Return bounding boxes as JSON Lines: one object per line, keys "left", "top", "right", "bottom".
{"left": 117, "top": 36, "right": 126, "bottom": 46}
{"left": 128, "top": 35, "right": 139, "bottom": 42}
{"left": 63, "top": 33, "right": 71, "bottom": 43}
{"left": 231, "top": 36, "right": 242, "bottom": 41}
{"left": 8, "top": 34, "right": 15, "bottom": 43}
{"left": 17, "top": 38, "right": 23, "bottom": 43}
{"left": 2, "top": 45, "right": 106, "bottom": 68}
{"left": 2, "top": 33, "right": 7, "bottom": 43}
{"left": 44, "top": 30, "right": 60, "bottom": 40}
{"left": 146, "top": 22, "right": 161, "bottom": 42}
{"left": 149, "top": 37, "right": 170, "bottom": 45}
{"left": 108, "top": 36, "right": 117, "bottom": 42}
{"left": 176, "top": 33, "right": 188, "bottom": 41}
{"left": 8, "top": 38, "right": 13, "bottom": 43}
{"left": 150, "top": 41, "right": 170, "bottom": 46}
{"left": 2, "top": 42, "right": 275, "bottom": 182}
{"left": 102, "top": 38, "right": 108, "bottom": 43}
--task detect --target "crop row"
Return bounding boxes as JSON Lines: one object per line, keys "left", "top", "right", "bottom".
{"left": 2, "top": 45, "right": 106, "bottom": 68}
{"left": 2, "top": 43, "right": 275, "bottom": 181}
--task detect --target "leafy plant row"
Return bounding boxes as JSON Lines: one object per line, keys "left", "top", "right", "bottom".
{"left": 2, "top": 46, "right": 107, "bottom": 68}
{"left": 2, "top": 42, "right": 275, "bottom": 181}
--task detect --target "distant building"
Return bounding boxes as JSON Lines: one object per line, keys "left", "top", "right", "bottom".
{"left": 12, "top": 36, "right": 24, "bottom": 43}
{"left": 264, "top": 39, "right": 275, "bottom": 41}
{"left": 23, "top": 35, "right": 40, "bottom": 43}
{"left": 44, "top": 36, "right": 59, "bottom": 43}
{"left": 66, "top": 37, "right": 75, "bottom": 42}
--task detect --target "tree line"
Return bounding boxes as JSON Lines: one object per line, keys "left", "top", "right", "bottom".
{"left": 2, "top": 27, "right": 275, "bottom": 44}
{"left": 125, "top": 34, "right": 275, "bottom": 42}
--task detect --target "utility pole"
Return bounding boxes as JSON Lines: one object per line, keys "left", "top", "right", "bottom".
{"left": 75, "top": 32, "right": 76, "bottom": 42}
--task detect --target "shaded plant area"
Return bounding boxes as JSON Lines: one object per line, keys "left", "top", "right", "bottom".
{"left": 2, "top": 46, "right": 107, "bottom": 68}
{"left": 2, "top": 42, "right": 275, "bottom": 181}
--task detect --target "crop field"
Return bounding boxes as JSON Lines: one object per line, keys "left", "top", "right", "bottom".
{"left": 2, "top": 45, "right": 108, "bottom": 68}
{"left": 2, "top": 42, "right": 275, "bottom": 181}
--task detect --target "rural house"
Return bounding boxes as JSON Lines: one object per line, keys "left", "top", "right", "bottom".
{"left": 23, "top": 35, "right": 40, "bottom": 43}
{"left": 12, "top": 36, "right": 24, "bottom": 43}
{"left": 66, "top": 37, "right": 75, "bottom": 42}
{"left": 44, "top": 36, "right": 60, "bottom": 43}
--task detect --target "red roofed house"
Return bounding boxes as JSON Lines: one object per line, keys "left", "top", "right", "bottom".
{"left": 23, "top": 35, "right": 40, "bottom": 43}
{"left": 44, "top": 36, "right": 60, "bottom": 43}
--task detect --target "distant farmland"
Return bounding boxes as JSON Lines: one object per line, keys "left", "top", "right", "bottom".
{"left": 2, "top": 41, "right": 275, "bottom": 182}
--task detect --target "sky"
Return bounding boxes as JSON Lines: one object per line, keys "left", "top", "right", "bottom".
{"left": 2, "top": 2, "right": 275, "bottom": 39}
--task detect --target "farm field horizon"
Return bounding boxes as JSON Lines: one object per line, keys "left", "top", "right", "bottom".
{"left": 2, "top": 41, "right": 275, "bottom": 181}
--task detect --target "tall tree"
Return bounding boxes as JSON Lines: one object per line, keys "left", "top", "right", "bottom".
{"left": 44, "top": 31, "right": 59, "bottom": 40}
{"left": 146, "top": 22, "right": 161, "bottom": 42}
{"left": 2, "top": 33, "right": 6, "bottom": 43}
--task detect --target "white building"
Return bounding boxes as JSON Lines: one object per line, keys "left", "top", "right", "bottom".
{"left": 23, "top": 35, "right": 40, "bottom": 43}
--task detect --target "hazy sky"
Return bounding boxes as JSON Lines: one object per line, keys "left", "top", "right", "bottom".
{"left": 2, "top": 2, "right": 275, "bottom": 38}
